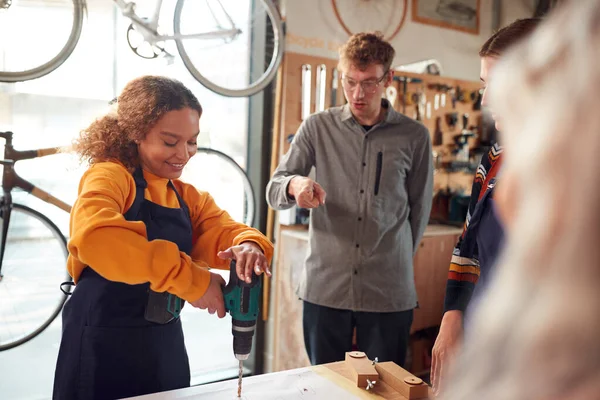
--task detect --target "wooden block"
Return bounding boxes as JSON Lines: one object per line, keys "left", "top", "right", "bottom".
{"left": 344, "top": 351, "right": 379, "bottom": 389}
{"left": 375, "top": 362, "right": 429, "bottom": 399}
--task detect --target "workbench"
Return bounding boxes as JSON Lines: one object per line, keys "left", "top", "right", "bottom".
{"left": 126, "top": 360, "right": 434, "bottom": 399}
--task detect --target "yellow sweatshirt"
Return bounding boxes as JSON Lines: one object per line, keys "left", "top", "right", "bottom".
{"left": 67, "top": 161, "right": 274, "bottom": 303}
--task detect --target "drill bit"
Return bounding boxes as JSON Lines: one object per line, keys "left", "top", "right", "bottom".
{"left": 237, "top": 360, "right": 243, "bottom": 397}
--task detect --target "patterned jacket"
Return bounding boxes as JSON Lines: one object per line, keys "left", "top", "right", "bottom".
{"left": 443, "top": 143, "right": 503, "bottom": 312}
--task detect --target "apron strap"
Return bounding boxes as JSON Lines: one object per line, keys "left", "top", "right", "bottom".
{"left": 167, "top": 180, "right": 191, "bottom": 218}
{"left": 124, "top": 167, "right": 148, "bottom": 220}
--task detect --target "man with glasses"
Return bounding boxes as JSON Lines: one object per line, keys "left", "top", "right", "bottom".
{"left": 266, "top": 32, "right": 433, "bottom": 367}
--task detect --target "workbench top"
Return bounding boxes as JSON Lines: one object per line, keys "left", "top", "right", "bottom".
{"left": 124, "top": 361, "right": 434, "bottom": 399}
{"left": 281, "top": 223, "right": 462, "bottom": 240}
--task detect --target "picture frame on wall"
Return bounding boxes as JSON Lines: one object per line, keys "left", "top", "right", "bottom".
{"left": 411, "top": 0, "right": 480, "bottom": 35}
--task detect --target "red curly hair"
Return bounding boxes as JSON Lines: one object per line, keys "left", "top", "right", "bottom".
{"left": 73, "top": 75, "right": 202, "bottom": 171}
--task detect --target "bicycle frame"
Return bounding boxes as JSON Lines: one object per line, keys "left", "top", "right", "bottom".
{"left": 113, "top": 0, "right": 241, "bottom": 43}
{"left": 0, "top": 132, "right": 72, "bottom": 214}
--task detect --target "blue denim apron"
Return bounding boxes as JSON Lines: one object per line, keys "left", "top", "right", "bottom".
{"left": 53, "top": 167, "right": 193, "bottom": 400}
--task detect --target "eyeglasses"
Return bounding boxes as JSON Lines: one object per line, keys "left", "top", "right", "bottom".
{"left": 341, "top": 72, "right": 388, "bottom": 94}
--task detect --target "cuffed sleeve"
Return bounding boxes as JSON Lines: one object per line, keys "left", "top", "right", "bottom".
{"left": 266, "top": 117, "right": 316, "bottom": 210}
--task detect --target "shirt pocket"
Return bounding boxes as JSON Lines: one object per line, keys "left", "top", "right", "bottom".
{"left": 371, "top": 148, "right": 409, "bottom": 223}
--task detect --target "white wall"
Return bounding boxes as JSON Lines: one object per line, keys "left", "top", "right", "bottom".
{"left": 282, "top": 0, "right": 534, "bottom": 81}
{"left": 501, "top": 0, "right": 537, "bottom": 26}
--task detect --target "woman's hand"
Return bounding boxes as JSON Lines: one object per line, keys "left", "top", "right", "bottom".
{"left": 189, "top": 271, "right": 226, "bottom": 318}
{"left": 218, "top": 242, "right": 272, "bottom": 283}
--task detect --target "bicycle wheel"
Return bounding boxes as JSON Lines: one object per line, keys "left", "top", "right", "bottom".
{"left": 180, "top": 147, "right": 256, "bottom": 227}
{"left": 0, "top": 0, "right": 84, "bottom": 83}
{"left": 173, "top": 0, "right": 284, "bottom": 97}
{"left": 331, "top": 0, "right": 408, "bottom": 42}
{"left": 0, "top": 203, "right": 69, "bottom": 351}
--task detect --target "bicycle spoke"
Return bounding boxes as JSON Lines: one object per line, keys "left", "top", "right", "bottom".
{"left": 332, "top": 0, "right": 407, "bottom": 42}
{"left": 174, "top": 0, "right": 284, "bottom": 97}
{"left": 181, "top": 148, "right": 255, "bottom": 227}
{"left": 0, "top": 205, "right": 68, "bottom": 350}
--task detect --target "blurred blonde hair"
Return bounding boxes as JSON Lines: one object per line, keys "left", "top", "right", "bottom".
{"left": 442, "top": 1, "right": 600, "bottom": 399}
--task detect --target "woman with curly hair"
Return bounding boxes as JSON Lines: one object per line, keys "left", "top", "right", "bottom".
{"left": 52, "top": 75, "right": 273, "bottom": 400}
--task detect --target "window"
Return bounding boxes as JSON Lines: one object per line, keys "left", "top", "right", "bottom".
{"left": 0, "top": 1, "right": 256, "bottom": 397}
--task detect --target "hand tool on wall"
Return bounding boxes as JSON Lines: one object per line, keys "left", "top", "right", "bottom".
{"left": 393, "top": 75, "right": 422, "bottom": 114}
{"left": 452, "top": 113, "right": 476, "bottom": 162}
{"left": 433, "top": 116, "right": 444, "bottom": 146}
{"left": 446, "top": 112, "right": 459, "bottom": 129}
{"left": 386, "top": 86, "right": 397, "bottom": 109}
{"left": 416, "top": 85, "right": 426, "bottom": 121}
{"left": 450, "top": 87, "right": 458, "bottom": 109}
{"left": 428, "top": 83, "right": 452, "bottom": 109}
{"left": 455, "top": 85, "right": 466, "bottom": 103}
{"left": 415, "top": 94, "right": 423, "bottom": 121}
{"left": 315, "top": 64, "right": 327, "bottom": 112}
{"left": 330, "top": 68, "right": 339, "bottom": 108}
{"left": 472, "top": 88, "right": 483, "bottom": 110}
{"left": 223, "top": 260, "right": 261, "bottom": 398}
{"left": 301, "top": 64, "right": 312, "bottom": 120}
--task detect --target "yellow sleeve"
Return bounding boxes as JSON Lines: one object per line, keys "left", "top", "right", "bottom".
{"left": 67, "top": 162, "right": 211, "bottom": 302}
{"left": 178, "top": 183, "right": 274, "bottom": 270}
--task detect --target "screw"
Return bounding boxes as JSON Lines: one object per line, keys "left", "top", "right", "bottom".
{"left": 366, "top": 379, "right": 377, "bottom": 391}
{"left": 371, "top": 357, "right": 379, "bottom": 366}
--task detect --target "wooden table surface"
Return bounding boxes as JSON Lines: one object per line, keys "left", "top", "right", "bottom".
{"left": 322, "top": 361, "right": 434, "bottom": 400}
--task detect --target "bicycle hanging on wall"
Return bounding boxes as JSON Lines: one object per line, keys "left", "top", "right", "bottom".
{"left": 331, "top": 0, "right": 408, "bottom": 41}
{"left": 0, "top": 0, "right": 284, "bottom": 97}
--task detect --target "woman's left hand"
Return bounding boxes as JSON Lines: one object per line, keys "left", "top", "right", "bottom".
{"left": 218, "top": 242, "right": 272, "bottom": 283}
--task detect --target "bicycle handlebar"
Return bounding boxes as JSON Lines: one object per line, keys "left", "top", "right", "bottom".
{"left": 0, "top": 131, "right": 13, "bottom": 140}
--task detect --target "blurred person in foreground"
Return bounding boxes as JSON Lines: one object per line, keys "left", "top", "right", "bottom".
{"left": 430, "top": 17, "right": 541, "bottom": 393}
{"left": 441, "top": 1, "right": 600, "bottom": 398}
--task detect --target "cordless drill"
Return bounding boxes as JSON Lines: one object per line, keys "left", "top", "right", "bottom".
{"left": 222, "top": 260, "right": 261, "bottom": 397}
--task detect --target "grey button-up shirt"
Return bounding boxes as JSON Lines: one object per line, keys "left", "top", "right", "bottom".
{"left": 267, "top": 100, "right": 433, "bottom": 312}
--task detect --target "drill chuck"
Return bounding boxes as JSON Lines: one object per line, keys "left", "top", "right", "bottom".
{"left": 232, "top": 318, "right": 256, "bottom": 360}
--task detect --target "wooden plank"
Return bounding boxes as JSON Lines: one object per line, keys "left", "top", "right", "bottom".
{"left": 323, "top": 361, "right": 434, "bottom": 399}
{"left": 263, "top": 59, "right": 286, "bottom": 322}
{"left": 375, "top": 362, "right": 429, "bottom": 399}
{"left": 344, "top": 351, "right": 380, "bottom": 389}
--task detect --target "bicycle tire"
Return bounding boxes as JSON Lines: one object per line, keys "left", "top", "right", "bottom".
{"left": 0, "top": 203, "right": 69, "bottom": 352}
{"left": 173, "top": 0, "right": 284, "bottom": 97}
{"left": 331, "top": 0, "right": 407, "bottom": 42}
{"left": 194, "top": 147, "right": 256, "bottom": 227}
{"left": 0, "top": 0, "right": 85, "bottom": 83}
